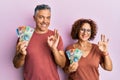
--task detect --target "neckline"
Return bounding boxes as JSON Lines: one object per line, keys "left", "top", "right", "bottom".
{"left": 34, "top": 27, "right": 49, "bottom": 34}
{"left": 81, "top": 44, "right": 93, "bottom": 58}
{"left": 73, "top": 43, "right": 93, "bottom": 58}
{"left": 34, "top": 30, "right": 49, "bottom": 35}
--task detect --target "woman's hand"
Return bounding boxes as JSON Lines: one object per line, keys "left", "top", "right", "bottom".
{"left": 98, "top": 34, "right": 109, "bottom": 55}
{"left": 68, "top": 62, "right": 79, "bottom": 73}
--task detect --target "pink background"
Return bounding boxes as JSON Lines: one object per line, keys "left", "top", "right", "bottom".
{"left": 0, "top": 0, "right": 120, "bottom": 80}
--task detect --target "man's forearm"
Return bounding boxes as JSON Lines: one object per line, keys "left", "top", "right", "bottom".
{"left": 51, "top": 48, "right": 66, "bottom": 68}
{"left": 13, "top": 53, "right": 26, "bottom": 68}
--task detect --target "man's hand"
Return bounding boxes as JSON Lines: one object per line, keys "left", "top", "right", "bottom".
{"left": 16, "top": 41, "right": 28, "bottom": 55}
{"left": 47, "top": 29, "right": 59, "bottom": 50}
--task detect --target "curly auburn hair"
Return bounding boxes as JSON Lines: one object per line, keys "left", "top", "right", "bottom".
{"left": 71, "top": 18, "right": 97, "bottom": 40}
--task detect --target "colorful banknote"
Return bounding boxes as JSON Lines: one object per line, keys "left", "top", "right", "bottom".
{"left": 16, "top": 26, "right": 34, "bottom": 42}
{"left": 66, "top": 48, "right": 83, "bottom": 64}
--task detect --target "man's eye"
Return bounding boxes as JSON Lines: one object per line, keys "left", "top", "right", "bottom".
{"left": 47, "top": 17, "right": 51, "bottom": 20}
{"left": 38, "top": 16, "right": 43, "bottom": 18}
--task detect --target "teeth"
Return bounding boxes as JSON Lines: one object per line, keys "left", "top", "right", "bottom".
{"left": 42, "top": 24, "right": 46, "bottom": 27}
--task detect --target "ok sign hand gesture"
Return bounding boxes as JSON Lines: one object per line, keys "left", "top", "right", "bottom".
{"left": 47, "top": 29, "right": 60, "bottom": 50}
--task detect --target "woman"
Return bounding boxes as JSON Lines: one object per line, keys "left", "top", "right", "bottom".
{"left": 64, "top": 18, "right": 112, "bottom": 80}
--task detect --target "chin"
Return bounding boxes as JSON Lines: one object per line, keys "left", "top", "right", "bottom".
{"left": 81, "top": 38, "right": 89, "bottom": 41}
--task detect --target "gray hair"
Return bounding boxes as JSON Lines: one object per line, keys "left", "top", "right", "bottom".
{"left": 34, "top": 4, "right": 51, "bottom": 15}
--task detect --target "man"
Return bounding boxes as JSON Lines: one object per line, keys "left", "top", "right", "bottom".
{"left": 13, "top": 4, "right": 66, "bottom": 80}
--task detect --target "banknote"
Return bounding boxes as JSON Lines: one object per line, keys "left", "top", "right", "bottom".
{"left": 16, "top": 26, "right": 34, "bottom": 42}
{"left": 66, "top": 48, "right": 83, "bottom": 64}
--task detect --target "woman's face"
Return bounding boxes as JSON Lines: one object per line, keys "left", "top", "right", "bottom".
{"left": 78, "top": 23, "right": 91, "bottom": 41}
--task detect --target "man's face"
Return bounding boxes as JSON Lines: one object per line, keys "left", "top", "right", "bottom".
{"left": 34, "top": 9, "right": 51, "bottom": 33}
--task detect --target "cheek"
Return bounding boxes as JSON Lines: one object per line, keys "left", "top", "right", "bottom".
{"left": 35, "top": 17, "right": 42, "bottom": 22}
{"left": 46, "top": 19, "right": 50, "bottom": 24}
{"left": 89, "top": 33, "right": 91, "bottom": 37}
{"left": 78, "top": 32, "right": 91, "bottom": 39}
{"left": 88, "top": 34, "right": 91, "bottom": 40}
{"left": 78, "top": 32, "right": 82, "bottom": 38}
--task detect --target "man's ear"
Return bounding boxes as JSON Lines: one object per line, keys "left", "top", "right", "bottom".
{"left": 33, "top": 15, "right": 35, "bottom": 21}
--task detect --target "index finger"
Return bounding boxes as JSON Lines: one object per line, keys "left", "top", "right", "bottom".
{"left": 54, "top": 29, "right": 59, "bottom": 38}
